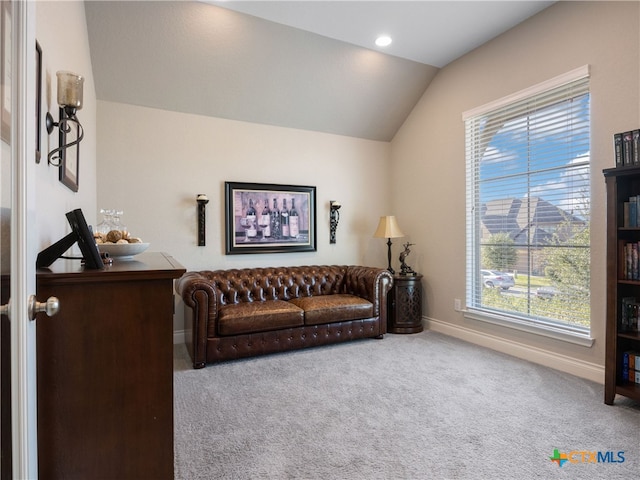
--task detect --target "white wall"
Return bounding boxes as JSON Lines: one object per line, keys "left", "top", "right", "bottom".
{"left": 96, "top": 101, "right": 391, "bottom": 331}
{"left": 391, "top": 1, "right": 640, "bottom": 378}
{"left": 36, "top": 1, "right": 97, "bottom": 250}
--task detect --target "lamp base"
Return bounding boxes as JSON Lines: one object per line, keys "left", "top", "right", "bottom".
{"left": 386, "top": 238, "right": 395, "bottom": 274}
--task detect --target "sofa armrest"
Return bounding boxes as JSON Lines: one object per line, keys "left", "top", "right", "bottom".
{"left": 344, "top": 266, "right": 393, "bottom": 318}
{"left": 176, "top": 271, "right": 217, "bottom": 311}
{"left": 175, "top": 271, "right": 219, "bottom": 368}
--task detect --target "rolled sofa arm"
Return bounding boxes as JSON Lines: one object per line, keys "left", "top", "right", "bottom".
{"left": 175, "top": 271, "right": 219, "bottom": 368}
{"left": 175, "top": 271, "right": 218, "bottom": 310}
{"left": 344, "top": 266, "right": 393, "bottom": 317}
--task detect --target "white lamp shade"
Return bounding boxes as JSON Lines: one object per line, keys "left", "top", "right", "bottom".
{"left": 373, "top": 215, "right": 405, "bottom": 239}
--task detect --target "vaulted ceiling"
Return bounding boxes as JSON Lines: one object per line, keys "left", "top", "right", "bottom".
{"left": 85, "top": 1, "right": 554, "bottom": 141}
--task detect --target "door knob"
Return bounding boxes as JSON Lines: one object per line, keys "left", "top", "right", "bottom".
{"left": 0, "top": 299, "right": 9, "bottom": 317}
{"left": 28, "top": 295, "right": 60, "bottom": 320}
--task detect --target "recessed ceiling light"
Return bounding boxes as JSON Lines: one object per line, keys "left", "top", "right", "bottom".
{"left": 375, "top": 35, "right": 392, "bottom": 47}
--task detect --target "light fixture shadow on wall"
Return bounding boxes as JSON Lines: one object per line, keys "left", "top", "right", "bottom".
{"left": 45, "top": 71, "right": 85, "bottom": 167}
{"left": 329, "top": 201, "right": 341, "bottom": 244}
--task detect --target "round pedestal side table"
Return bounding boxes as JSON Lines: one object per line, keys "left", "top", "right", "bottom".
{"left": 387, "top": 274, "right": 423, "bottom": 334}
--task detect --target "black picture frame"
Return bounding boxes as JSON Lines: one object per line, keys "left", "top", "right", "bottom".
{"left": 66, "top": 209, "right": 102, "bottom": 268}
{"left": 59, "top": 107, "right": 79, "bottom": 192}
{"left": 35, "top": 40, "right": 42, "bottom": 163}
{"left": 36, "top": 209, "right": 103, "bottom": 270}
{"left": 225, "top": 181, "right": 316, "bottom": 255}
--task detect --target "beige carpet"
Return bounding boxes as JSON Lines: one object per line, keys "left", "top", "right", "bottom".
{"left": 173, "top": 331, "right": 640, "bottom": 479}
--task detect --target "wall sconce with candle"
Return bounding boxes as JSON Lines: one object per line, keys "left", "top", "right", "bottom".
{"left": 329, "top": 201, "right": 341, "bottom": 244}
{"left": 197, "top": 194, "right": 209, "bottom": 246}
{"left": 46, "top": 71, "right": 84, "bottom": 167}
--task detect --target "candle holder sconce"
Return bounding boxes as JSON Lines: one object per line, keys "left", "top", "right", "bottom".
{"left": 197, "top": 194, "right": 209, "bottom": 246}
{"left": 329, "top": 201, "right": 341, "bottom": 244}
{"left": 46, "top": 71, "right": 85, "bottom": 167}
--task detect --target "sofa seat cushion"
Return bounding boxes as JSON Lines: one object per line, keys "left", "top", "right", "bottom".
{"left": 288, "top": 294, "right": 373, "bottom": 326}
{"left": 218, "top": 300, "right": 304, "bottom": 336}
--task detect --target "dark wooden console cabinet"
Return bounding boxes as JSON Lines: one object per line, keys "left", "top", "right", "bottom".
{"left": 36, "top": 252, "right": 185, "bottom": 479}
{"left": 388, "top": 274, "right": 423, "bottom": 334}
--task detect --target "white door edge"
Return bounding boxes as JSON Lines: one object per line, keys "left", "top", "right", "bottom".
{"left": 11, "top": 1, "right": 38, "bottom": 478}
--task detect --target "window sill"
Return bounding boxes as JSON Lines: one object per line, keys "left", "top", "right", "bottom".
{"left": 463, "top": 308, "right": 595, "bottom": 347}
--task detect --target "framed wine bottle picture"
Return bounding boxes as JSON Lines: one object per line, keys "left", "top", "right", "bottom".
{"left": 225, "top": 181, "right": 316, "bottom": 255}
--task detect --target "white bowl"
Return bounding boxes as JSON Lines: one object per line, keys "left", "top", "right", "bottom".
{"left": 97, "top": 242, "right": 150, "bottom": 260}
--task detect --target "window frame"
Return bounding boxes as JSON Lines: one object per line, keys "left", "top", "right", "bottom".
{"left": 462, "top": 66, "right": 594, "bottom": 347}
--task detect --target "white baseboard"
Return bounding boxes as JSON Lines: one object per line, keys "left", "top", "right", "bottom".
{"left": 425, "top": 317, "right": 605, "bottom": 385}
{"left": 173, "top": 329, "right": 186, "bottom": 345}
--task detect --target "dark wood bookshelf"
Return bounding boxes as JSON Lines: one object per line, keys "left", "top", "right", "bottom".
{"left": 616, "top": 383, "right": 640, "bottom": 400}
{"left": 618, "top": 331, "right": 640, "bottom": 341}
{"left": 604, "top": 166, "right": 640, "bottom": 405}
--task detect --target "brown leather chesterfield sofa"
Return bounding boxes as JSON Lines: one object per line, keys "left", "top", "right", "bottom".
{"left": 176, "top": 265, "right": 393, "bottom": 368}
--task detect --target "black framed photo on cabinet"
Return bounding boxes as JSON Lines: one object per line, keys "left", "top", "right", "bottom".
{"left": 225, "top": 181, "right": 316, "bottom": 255}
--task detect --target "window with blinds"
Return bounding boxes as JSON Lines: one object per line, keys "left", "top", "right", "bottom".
{"left": 463, "top": 67, "right": 591, "bottom": 340}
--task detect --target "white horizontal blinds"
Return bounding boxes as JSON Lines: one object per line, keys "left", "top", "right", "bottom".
{"left": 465, "top": 72, "right": 590, "bottom": 332}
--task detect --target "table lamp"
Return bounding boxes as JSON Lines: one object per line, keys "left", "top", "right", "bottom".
{"left": 373, "top": 215, "right": 405, "bottom": 274}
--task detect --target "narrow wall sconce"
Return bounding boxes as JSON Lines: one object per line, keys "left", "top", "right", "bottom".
{"left": 329, "top": 201, "right": 341, "bottom": 244}
{"left": 46, "top": 71, "right": 85, "bottom": 167}
{"left": 373, "top": 215, "right": 405, "bottom": 274}
{"left": 197, "top": 194, "right": 209, "bottom": 246}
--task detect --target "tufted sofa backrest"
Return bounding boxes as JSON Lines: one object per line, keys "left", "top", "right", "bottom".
{"left": 199, "top": 265, "right": 349, "bottom": 306}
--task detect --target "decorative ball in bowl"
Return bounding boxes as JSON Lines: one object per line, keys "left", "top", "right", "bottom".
{"left": 97, "top": 242, "right": 150, "bottom": 260}
{"left": 95, "top": 230, "right": 149, "bottom": 260}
